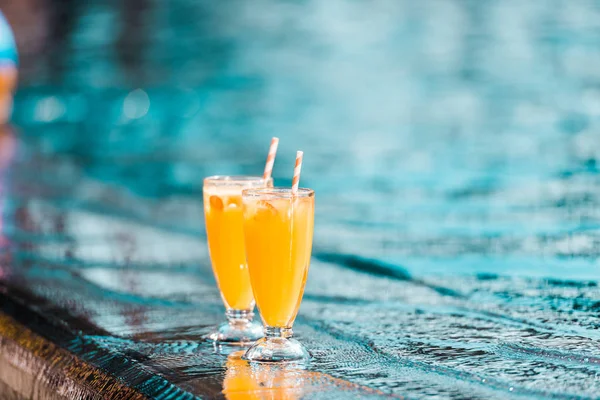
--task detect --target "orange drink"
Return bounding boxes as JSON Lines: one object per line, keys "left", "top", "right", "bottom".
{"left": 204, "top": 189, "right": 252, "bottom": 310}
{"left": 242, "top": 187, "right": 314, "bottom": 362}
{"left": 242, "top": 190, "right": 314, "bottom": 327}
{"left": 203, "top": 176, "right": 272, "bottom": 344}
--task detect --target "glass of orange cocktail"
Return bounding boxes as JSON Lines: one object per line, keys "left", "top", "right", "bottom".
{"left": 241, "top": 187, "right": 314, "bottom": 362}
{"left": 203, "top": 176, "right": 272, "bottom": 344}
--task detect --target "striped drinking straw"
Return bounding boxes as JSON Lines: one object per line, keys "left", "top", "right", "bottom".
{"left": 291, "top": 150, "right": 303, "bottom": 195}
{"left": 263, "top": 137, "right": 279, "bottom": 180}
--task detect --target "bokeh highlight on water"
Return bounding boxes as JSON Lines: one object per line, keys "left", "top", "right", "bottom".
{"left": 2, "top": 0, "right": 600, "bottom": 398}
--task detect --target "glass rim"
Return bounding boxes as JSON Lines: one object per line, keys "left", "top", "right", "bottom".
{"left": 203, "top": 175, "right": 272, "bottom": 186}
{"left": 242, "top": 187, "right": 314, "bottom": 198}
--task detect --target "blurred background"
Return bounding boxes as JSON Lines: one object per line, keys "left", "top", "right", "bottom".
{"left": 4, "top": 3, "right": 600, "bottom": 397}
{"left": 2, "top": 0, "right": 600, "bottom": 279}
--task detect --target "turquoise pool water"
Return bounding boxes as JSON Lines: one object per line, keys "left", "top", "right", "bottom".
{"left": 4, "top": 1, "right": 600, "bottom": 398}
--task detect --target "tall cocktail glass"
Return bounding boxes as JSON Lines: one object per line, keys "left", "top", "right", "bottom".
{"left": 203, "top": 176, "right": 272, "bottom": 344}
{"left": 241, "top": 187, "right": 314, "bottom": 362}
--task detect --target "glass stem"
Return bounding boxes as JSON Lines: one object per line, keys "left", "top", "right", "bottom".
{"left": 264, "top": 326, "right": 293, "bottom": 339}
{"left": 226, "top": 309, "right": 253, "bottom": 327}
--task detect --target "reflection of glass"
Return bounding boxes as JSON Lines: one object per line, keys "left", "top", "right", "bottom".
{"left": 242, "top": 188, "right": 315, "bottom": 362}
{"left": 203, "top": 176, "right": 273, "bottom": 344}
{"left": 223, "top": 351, "right": 304, "bottom": 400}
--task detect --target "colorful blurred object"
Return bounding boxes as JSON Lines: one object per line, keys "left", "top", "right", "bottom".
{"left": 0, "top": 11, "right": 17, "bottom": 124}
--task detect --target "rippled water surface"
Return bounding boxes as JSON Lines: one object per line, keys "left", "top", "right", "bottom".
{"left": 2, "top": 0, "right": 600, "bottom": 398}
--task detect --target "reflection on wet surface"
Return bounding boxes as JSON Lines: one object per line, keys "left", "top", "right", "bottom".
{"left": 2, "top": 0, "right": 600, "bottom": 398}
{"left": 223, "top": 351, "right": 305, "bottom": 400}
{"left": 222, "top": 351, "right": 386, "bottom": 400}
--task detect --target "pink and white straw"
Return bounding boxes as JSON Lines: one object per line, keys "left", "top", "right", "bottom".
{"left": 263, "top": 137, "right": 279, "bottom": 180}
{"left": 291, "top": 150, "right": 303, "bottom": 195}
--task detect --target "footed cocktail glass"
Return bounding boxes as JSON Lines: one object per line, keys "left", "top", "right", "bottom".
{"left": 203, "top": 176, "right": 272, "bottom": 344}
{"left": 241, "top": 188, "right": 315, "bottom": 362}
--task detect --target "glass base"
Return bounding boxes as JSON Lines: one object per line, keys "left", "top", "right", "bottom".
{"left": 206, "top": 309, "right": 263, "bottom": 345}
{"left": 242, "top": 328, "right": 309, "bottom": 363}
